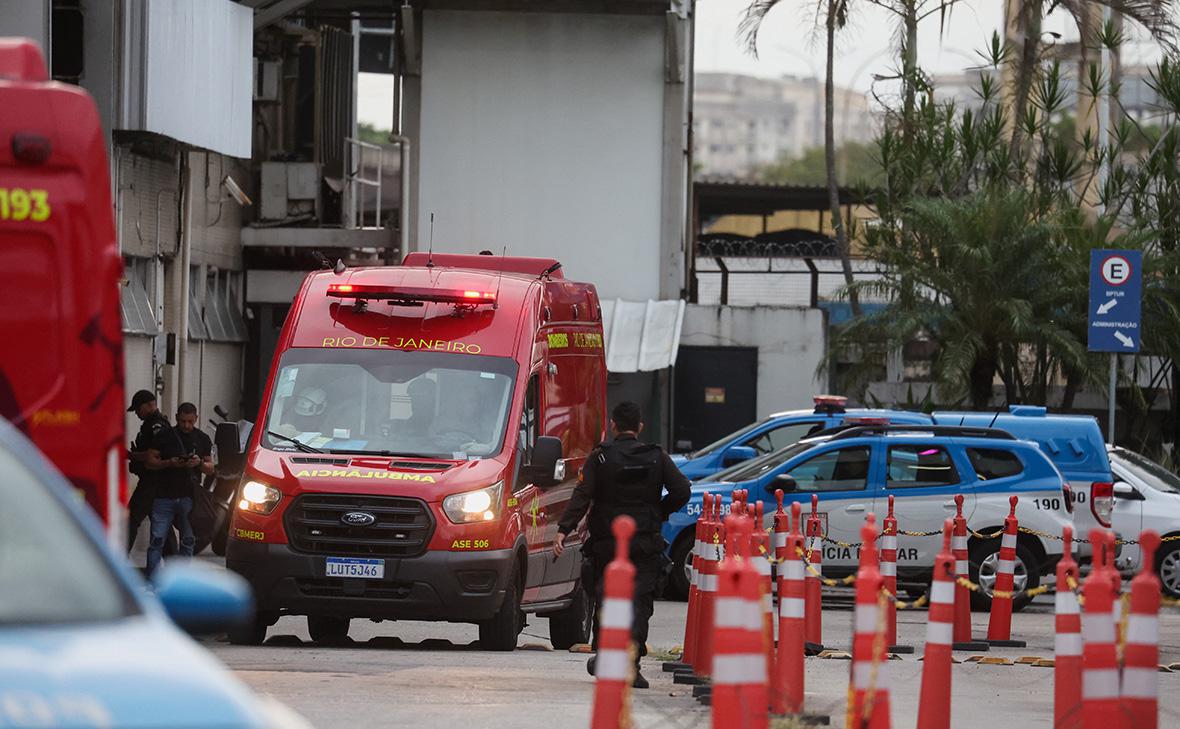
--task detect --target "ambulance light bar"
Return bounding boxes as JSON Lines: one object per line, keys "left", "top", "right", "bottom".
{"left": 326, "top": 283, "right": 496, "bottom": 306}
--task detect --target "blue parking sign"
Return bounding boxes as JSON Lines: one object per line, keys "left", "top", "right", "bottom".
{"left": 1088, "top": 250, "right": 1142, "bottom": 353}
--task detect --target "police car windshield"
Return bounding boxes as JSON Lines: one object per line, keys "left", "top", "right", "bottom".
{"left": 712, "top": 438, "right": 825, "bottom": 483}
{"left": 263, "top": 348, "right": 518, "bottom": 459}
{"left": 688, "top": 419, "right": 771, "bottom": 459}
{"left": 1111, "top": 448, "right": 1180, "bottom": 495}
{"left": 0, "top": 444, "right": 136, "bottom": 625}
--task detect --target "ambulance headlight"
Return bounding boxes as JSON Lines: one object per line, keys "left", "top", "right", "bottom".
{"left": 238, "top": 481, "right": 282, "bottom": 515}
{"left": 443, "top": 481, "right": 503, "bottom": 524}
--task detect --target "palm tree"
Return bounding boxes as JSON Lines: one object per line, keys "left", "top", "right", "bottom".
{"left": 740, "top": 0, "right": 861, "bottom": 316}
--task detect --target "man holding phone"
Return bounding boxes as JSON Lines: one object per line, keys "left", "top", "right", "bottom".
{"left": 146, "top": 402, "right": 214, "bottom": 576}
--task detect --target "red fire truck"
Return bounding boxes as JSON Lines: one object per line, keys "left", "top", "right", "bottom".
{"left": 226, "top": 253, "right": 607, "bottom": 650}
{"left": 0, "top": 39, "right": 126, "bottom": 540}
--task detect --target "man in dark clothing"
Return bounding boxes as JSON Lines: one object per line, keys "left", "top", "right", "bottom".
{"left": 126, "top": 389, "right": 175, "bottom": 557}
{"left": 553, "top": 401, "right": 691, "bottom": 688}
{"left": 145, "top": 402, "right": 214, "bottom": 576}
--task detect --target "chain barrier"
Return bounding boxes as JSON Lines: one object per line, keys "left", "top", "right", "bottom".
{"left": 898, "top": 529, "right": 943, "bottom": 537}
{"left": 794, "top": 546, "right": 857, "bottom": 587}
{"left": 954, "top": 575, "right": 1051, "bottom": 601}
{"left": 879, "top": 586, "right": 929, "bottom": 610}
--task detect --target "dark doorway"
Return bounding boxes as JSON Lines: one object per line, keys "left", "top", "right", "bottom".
{"left": 674, "top": 346, "right": 758, "bottom": 453}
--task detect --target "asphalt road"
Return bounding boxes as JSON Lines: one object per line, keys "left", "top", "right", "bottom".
{"left": 201, "top": 588, "right": 1180, "bottom": 729}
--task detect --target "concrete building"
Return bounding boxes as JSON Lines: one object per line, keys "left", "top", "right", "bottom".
{"left": 1, "top": 0, "right": 255, "bottom": 444}
{"left": 692, "top": 71, "right": 876, "bottom": 178}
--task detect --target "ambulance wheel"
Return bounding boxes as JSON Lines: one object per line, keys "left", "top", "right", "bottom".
{"left": 666, "top": 535, "right": 694, "bottom": 601}
{"left": 227, "top": 611, "right": 270, "bottom": 646}
{"left": 548, "top": 585, "right": 593, "bottom": 649}
{"left": 968, "top": 539, "right": 1039, "bottom": 613}
{"left": 307, "top": 615, "right": 351, "bottom": 644}
{"left": 479, "top": 559, "right": 523, "bottom": 651}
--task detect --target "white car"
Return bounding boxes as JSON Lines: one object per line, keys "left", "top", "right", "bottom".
{"left": 1108, "top": 446, "right": 1180, "bottom": 595}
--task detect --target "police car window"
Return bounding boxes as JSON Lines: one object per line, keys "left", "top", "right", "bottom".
{"left": 887, "top": 445, "right": 959, "bottom": 487}
{"left": 966, "top": 448, "right": 1024, "bottom": 481}
{"left": 716, "top": 440, "right": 816, "bottom": 482}
{"left": 1111, "top": 449, "right": 1180, "bottom": 495}
{"left": 786, "top": 446, "right": 871, "bottom": 492}
{"left": 691, "top": 418, "right": 769, "bottom": 458}
{"left": 743, "top": 421, "right": 824, "bottom": 455}
{"left": 0, "top": 445, "right": 136, "bottom": 625}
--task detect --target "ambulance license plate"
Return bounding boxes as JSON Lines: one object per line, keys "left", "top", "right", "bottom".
{"left": 325, "top": 557, "right": 384, "bottom": 579}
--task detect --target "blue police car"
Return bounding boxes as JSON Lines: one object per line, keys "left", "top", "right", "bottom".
{"left": 0, "top": 418, "right": 309, "bottom": 729}
{"left": 663, "top": 422, "right": 1076, "bottom": 609}
{"left": 671, "top": 395, "right": 934, "bottom": 481}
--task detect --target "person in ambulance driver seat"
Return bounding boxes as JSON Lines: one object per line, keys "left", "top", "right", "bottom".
{"left": 553, "top": 401, "right": 691, "bottom": 689}
{"left": 145, "top": 402, "right": 214, "bottom": 576}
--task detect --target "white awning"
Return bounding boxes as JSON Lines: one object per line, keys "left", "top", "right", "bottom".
{"left": 600, "top": 299, "right": 686, "bottom": 373}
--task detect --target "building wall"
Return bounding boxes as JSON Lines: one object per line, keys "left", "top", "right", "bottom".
{"left": 0, "top": 1, "right": 50, "bottom": 50}
{"left": 415, "top": 10, "right": 669, "bottom": 301}
{"left": 680, "top": 305, "right": 828, "bottom": 417}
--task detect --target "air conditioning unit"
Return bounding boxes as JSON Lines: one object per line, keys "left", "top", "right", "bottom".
{"left": 260, "top": 162, "right": 320, "bottom": 221}
{"left": 254, "top": 58, "right": 280, "bottom": 102}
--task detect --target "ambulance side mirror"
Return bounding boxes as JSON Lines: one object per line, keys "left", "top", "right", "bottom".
{"left": 214, "top": 422, "right": 244, "bottom": 474}
{"left": 526, "top": 436, "right": 564, "bottom": 488}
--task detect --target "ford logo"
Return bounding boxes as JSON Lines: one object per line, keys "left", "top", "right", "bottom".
{"left": 341, "top": 511, "right": 377, "bottom": 527}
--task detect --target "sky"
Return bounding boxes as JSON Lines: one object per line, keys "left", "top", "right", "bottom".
{"left": 357, "top": 0, "right": 1172, "bottom": 128}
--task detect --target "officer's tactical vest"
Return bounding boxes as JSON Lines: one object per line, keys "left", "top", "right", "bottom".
{"left": 589, "top": 441, "right": 664, "bottom": 537}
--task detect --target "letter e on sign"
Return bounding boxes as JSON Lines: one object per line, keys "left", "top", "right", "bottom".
{"left": 1102, "top": 255, "right": 1132, "bottom": 286}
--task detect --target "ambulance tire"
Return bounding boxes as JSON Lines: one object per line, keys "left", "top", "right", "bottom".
{"left": 967, "top": 539, "right": 1039, "bottom": 613}
{"left": 548, "top": 585, "right": 593, "bottom": 650}
{"left": 307, "top": 615, "right": 351, "bottom": 644}
{"left": 479, "top": 559, "right": 524, "bottom": 651}
{"left": 665, "top": 535, "right": 693, "bottom": 601}
{"left": 227, "top": 611, "right": 271, "bottom": 646}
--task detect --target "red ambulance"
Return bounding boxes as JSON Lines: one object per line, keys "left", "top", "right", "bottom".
{"left": 0, "top": 39, "right": 126, "bottom": 539}
{"left": 226, "top": 253, "right": 607, "bottom": 650}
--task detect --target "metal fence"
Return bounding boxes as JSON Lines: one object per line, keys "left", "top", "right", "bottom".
{"left": 692, "top": 254, "right": 886, "bottom": 308}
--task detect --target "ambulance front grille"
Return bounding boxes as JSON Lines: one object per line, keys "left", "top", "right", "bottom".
{"left": 284, "top": 494, "right": 434, "bottom": 558}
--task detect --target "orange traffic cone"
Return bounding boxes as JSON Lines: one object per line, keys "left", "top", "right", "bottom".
{"left": 847, "top": 514, "right": 890, "bottom": 729}
{"left": 951, "top": 494, "right": 988, "bottom": 651}
{"left": 1122, "top": 530, "right": 1161, "bottom": 729}
{"left": 677, "top": 493, "right": 711, "bottom": 672}
{"left": 1054, "top": 526, "right": 1083, "bottom": 729}
{"left": 772, "top": 500, "right": 809, "bottom": 718}
{"left": 986, "top": 495, "right": 1026, "bottom": 647}
{"left": 803, "top": 493, "right": 824, "bottom": 652}
{"left": 711, "top": 514, "right": 769, "bottom": 729}
{"left": 1081, "top": 529, "right": 1127, "bottom": 729}
{"left": 590, "top": 516, "right": 637, "bottom": 729}
{"left": 751, "top": 501, "right": 775, "bottom": 693}
{"left": 916, "top": 519, "right": 955, "bottom": 729}
{"left": 880, "top": 495, "right": 912, "bottom": 653}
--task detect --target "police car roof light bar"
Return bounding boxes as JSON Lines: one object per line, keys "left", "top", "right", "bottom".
{"left": 829, "top": 425, "right": 1017, "bottom": 441}
{"left": 326, "top": 283, "right": 496, "bottom": 306}
{"left": 812, "top": 395, "right": 847, "bottom": 415}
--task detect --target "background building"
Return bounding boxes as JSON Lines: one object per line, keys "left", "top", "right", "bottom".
{"left": 692, "top": 71, "right": 876, "bottom": 178}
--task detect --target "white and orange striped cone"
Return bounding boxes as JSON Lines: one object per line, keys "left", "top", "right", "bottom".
{"left": 683, "top": 495, "right": 722, "bottom": 685}
{"left": 672, "top": 492, "right": 711, "bottom": 674}
{"left": 804, "top": 493, "right": 825, "bottom": 653}
{"left": 880, "top": 495, "right": 912, "bottom": 654}
{"left": 1122, "top": 529, "right": 1161, "bottom": 729}
{"left": 985, "top": 495, "right": 1026, "bottom": 647}
{"left": 1081, "top": 529, "right": 1127, "bottom": 729}
{"left": 590, "top": 516, "right": 637, "bottom": 729}
{"left": 752, "top": 501, "right": 776, "bottom": 693}
{"left": 951, "top": 494, "right": 988, "bottom": 651}
{"left": 772, "top": 500, "right": 829, "bottom": 724}
{"left": 1054, "top": 525, "right": 1083, "bottom": 729}
{"left": 712, "top": 514, "right": 769, "bottom": 729}
{"left": 847, "top": 514, "right": 890, "bottom": 729}
{"left": 916, "top": 519, "right": 956, "bottom": 729}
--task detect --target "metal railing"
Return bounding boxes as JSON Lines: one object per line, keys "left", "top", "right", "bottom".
{"left": 343, "top": 137, "right": 385, "bottom": 230}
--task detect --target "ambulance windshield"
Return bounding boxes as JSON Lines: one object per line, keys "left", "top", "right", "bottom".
{"left": 262, "top": 348, "right": 518, "bottom": 459}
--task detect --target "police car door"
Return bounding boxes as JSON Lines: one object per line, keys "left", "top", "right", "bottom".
{"left": 768, "top": 442, "right": 878, "bottom": 570}
{"left": 871, "top": 439, "right": 974, "bottom": 573}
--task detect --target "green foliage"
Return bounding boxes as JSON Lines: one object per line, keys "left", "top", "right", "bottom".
{"left": 756, "top": 142, "right": 883, "bottom": 186}
{"left": 828, "top": 33, "right": 1180, "bottom": 425}
{"left": 357, "top": 123, "right": 390, "bottom": 146}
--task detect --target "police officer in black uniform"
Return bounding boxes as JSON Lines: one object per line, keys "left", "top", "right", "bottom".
{"left": 126, "top": 390, "right": 175, "bottom": 557}
{"left": 553, "top": 401, "right": 691, "bottom": 688}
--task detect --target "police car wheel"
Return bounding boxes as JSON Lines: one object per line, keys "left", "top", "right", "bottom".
{"left": 548, "top": 585, "right": 593, "bottom": 649}
{"left": 479, "top": 559, "right": 524, "bottom": 651}
{"left": 665, "top": 536, "right": 694, "bottom": 601}
{"left": 307, "top": 615, "right": 351, "bottom": 644}
{"left": 1155, "top": 542, "right": 1180, "bottom": 598}
{"left": 967, "top": 540, "right": 1039, "bottom": 613}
